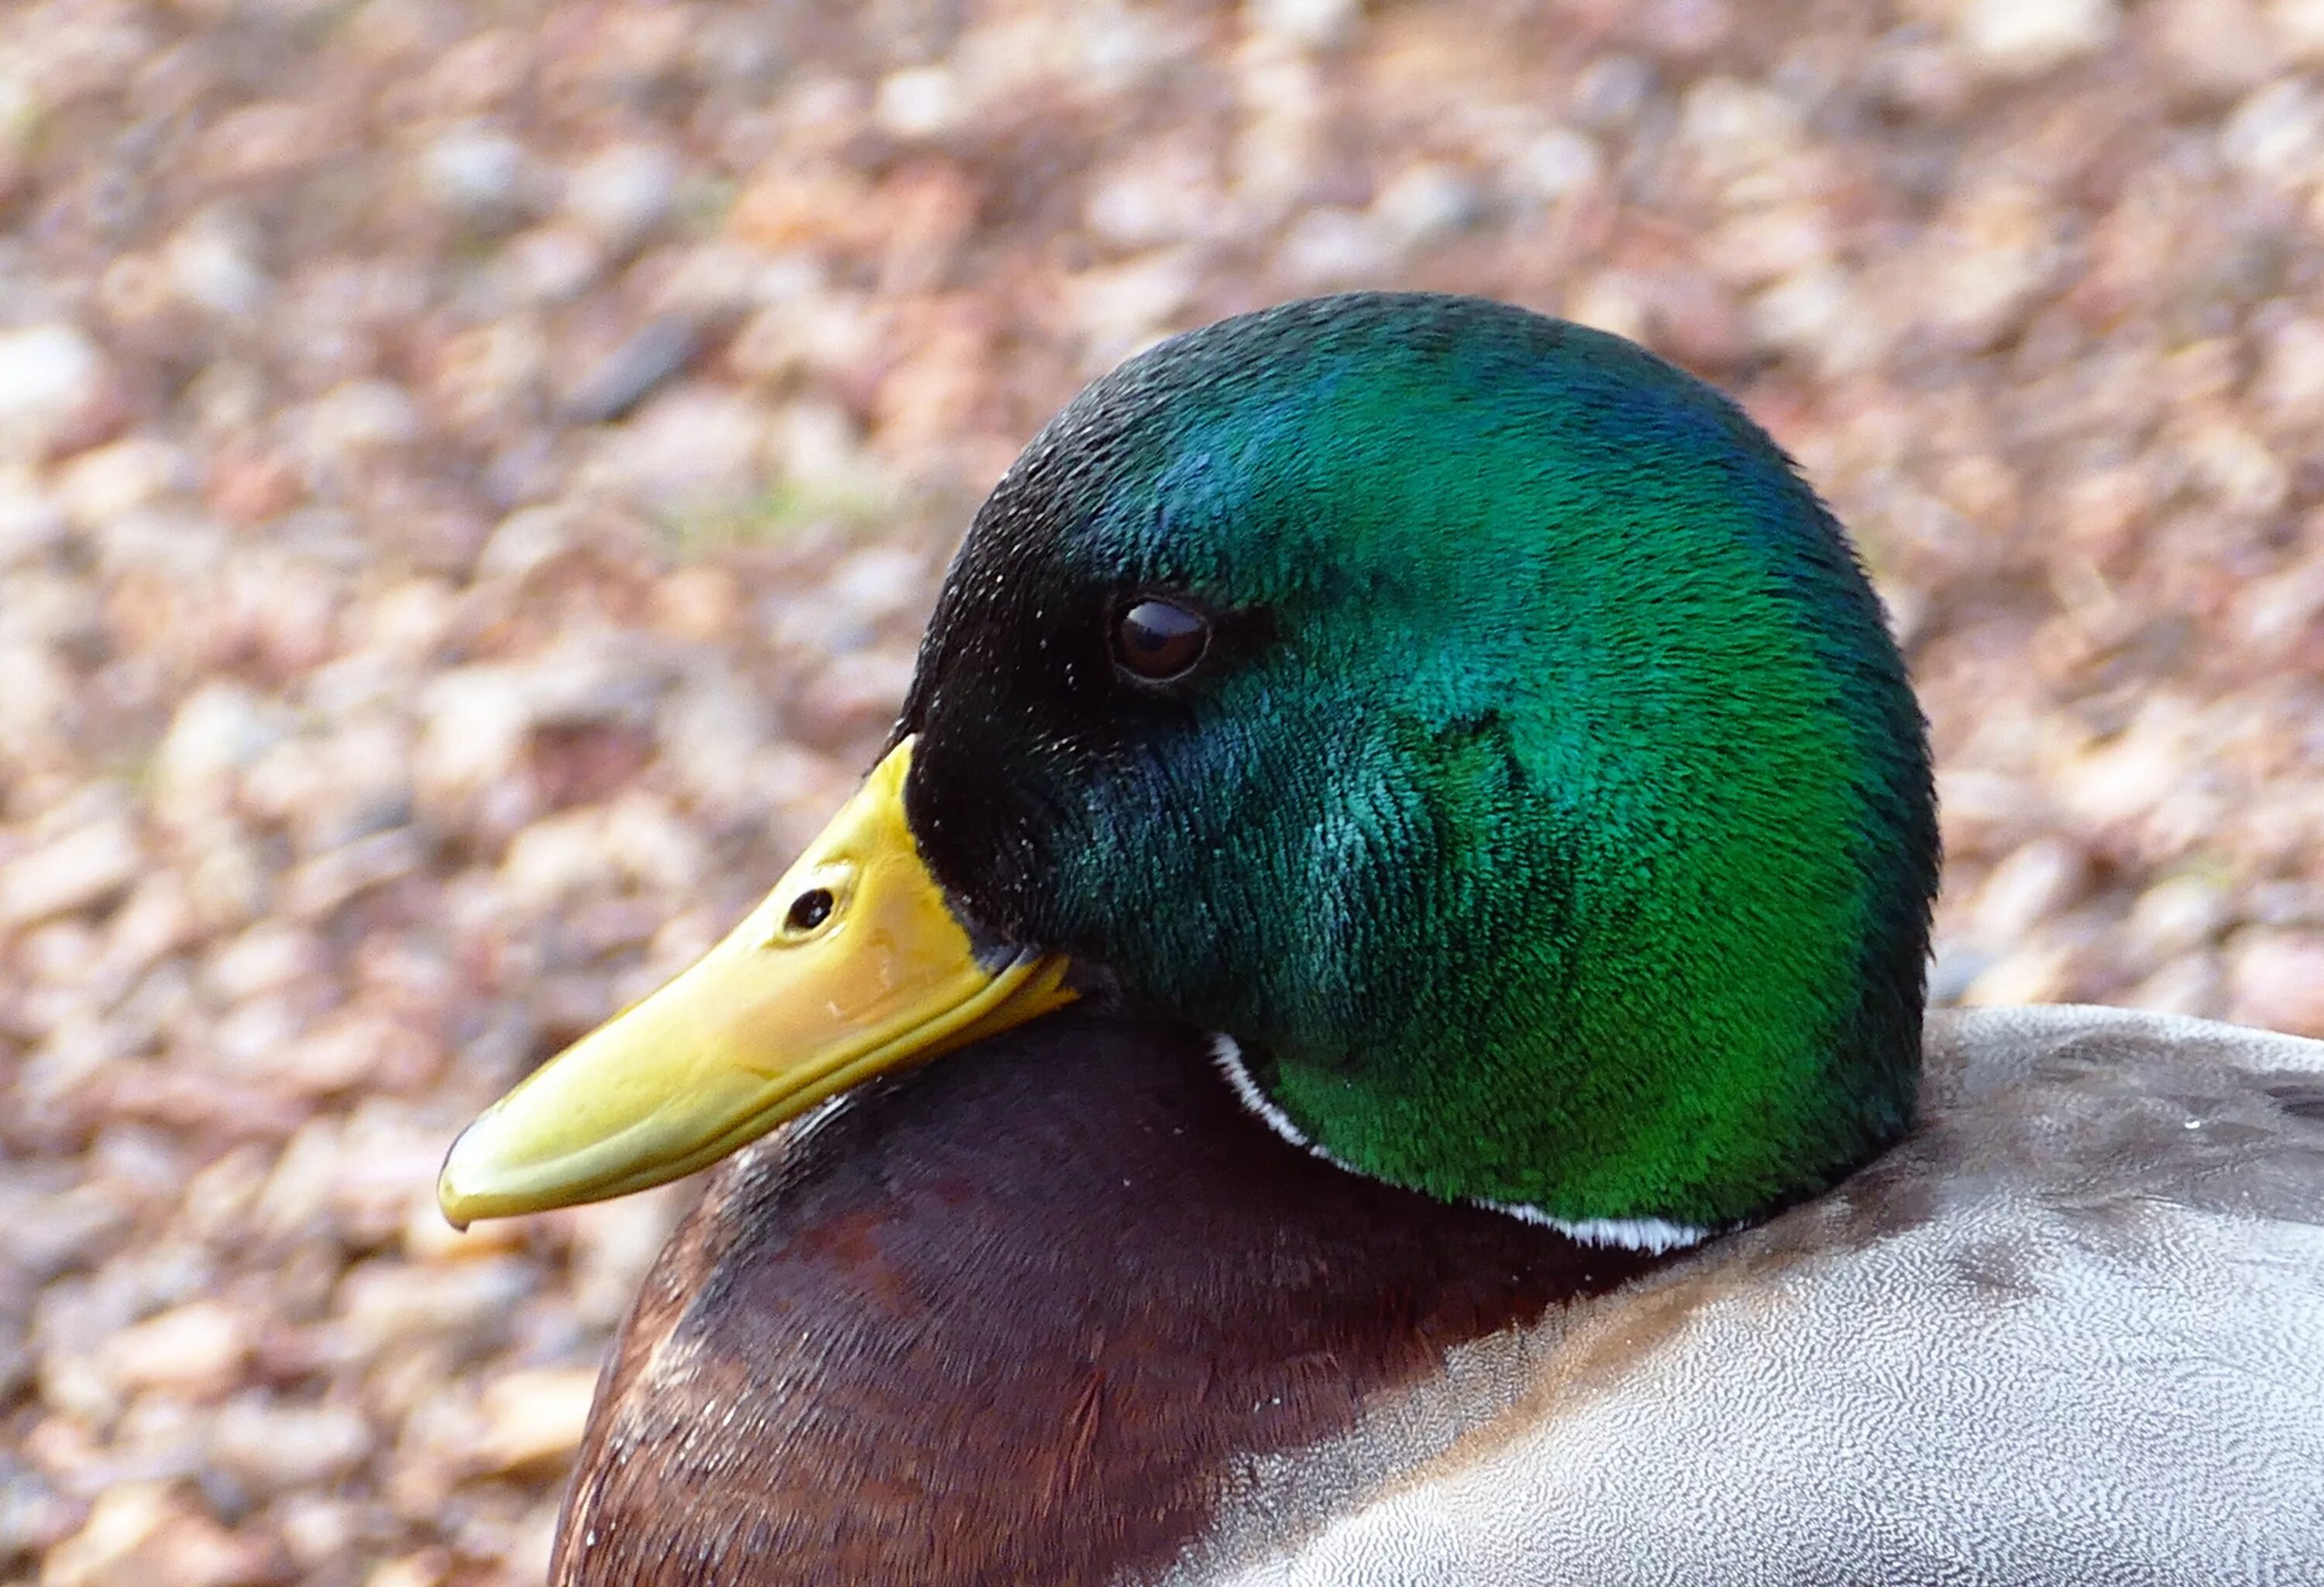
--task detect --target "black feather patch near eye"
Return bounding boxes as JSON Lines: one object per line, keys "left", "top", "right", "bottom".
{"left": 1112, "top": 599, "right": 1210, "bottom": 681}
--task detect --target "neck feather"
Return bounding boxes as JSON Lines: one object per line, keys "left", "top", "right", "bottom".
{"left": 555, "top": 1014, "right": 1665, "bottom": 1587}
{"left": 1212, "top": 1034, "right": 1711, "bottom": 1254}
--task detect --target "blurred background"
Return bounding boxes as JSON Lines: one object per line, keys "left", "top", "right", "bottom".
{"left": 3, "top": 0, "right": 2323, "bottom": 1582}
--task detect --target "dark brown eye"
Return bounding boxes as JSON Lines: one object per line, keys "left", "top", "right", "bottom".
{"left": 785, "top": 888, "right": 834, "bottom": 932}
{"left": 1112, "top": 599, "right": 1210, "bottom": 681}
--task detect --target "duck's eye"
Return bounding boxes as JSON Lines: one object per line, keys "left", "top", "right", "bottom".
{"left": 1112, "top": 599, "right": 1210, "bottom": 681}
{"left": 785, "top": 888, "right": 835, "bottom": 933}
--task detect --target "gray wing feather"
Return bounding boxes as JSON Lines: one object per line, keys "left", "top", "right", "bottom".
{"left": 1174, "top": 1007, "right": 2324, "bottom": 1586}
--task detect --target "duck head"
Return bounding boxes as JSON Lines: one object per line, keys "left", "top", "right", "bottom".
{"left": 440, "top": 293, "right": 1937, "bottom": 1240}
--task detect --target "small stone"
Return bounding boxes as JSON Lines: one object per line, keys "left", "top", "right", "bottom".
{"left": 193, "top": 98, "right": 340, "bottom": 183}
{"left": 1712, "top": 206, "right": 1838, "bottom": 289}
{"left": 270, "top": 1494, "right": 359, "bottom": 1572}
{"left": 1971, "top": 837, "right": 2092, "bottom": 945}
{"left": 768, "top": 400, "right": 892, "bottom": 509}
{"left": 2276, "top": 0, "right": 2324, "bottom": 61}
{"left": 2258, "top": 315, "right": 2324, "bottom": 418}
{"left": 0, "top": 1458, "right": 78, "bottom": 1558}
{"left": 500, "top": 808, "right": 624, "bottom": 905}
{"left": 872, "top": 66, "right": 961, "bottom": 139}
{"left": 2246, "top": 881, "right": 2324, "bottom": 928}
{"left": 99, "top": 1300, "right": 249, "bottom": 1398}
{"left": 2058, "top": 710, "right": 2188, "bottom": 831}
{"left": 1920, "top": 181, "right": 2060, "bottom": 350}
{"left": 21, "top": 918, "right": 102, "bottom": 994}
{"left": 146, "top": 1513, "right": 285, "bottom": 1587}
{"left": 2123, "top": 955, "right": 2223, "bottom": 1017}
{"left": 1569, "top": 53, "right": 1657, "bottom": 129}
{"left": 1510, "top": 128, "right": 1603, "bottom": 205}
{"left": 304, "top": 379, "right": 421, "bottom": 463}
{"left": 0, "top": 465, "right": 68, "bottom": 561}
{"left": 561, "top": 1186, "right": 687, "bottom": 1324}
{"left": 51, "top": 1495, "right": 286, "bottom": 1587}
{"left": 1246, "top": 0, "right": 1361, "bottom": 50}
{"left": 414, "top": 666, "right": 535, "bottom": 800}
{"left": 498, "top": 223, "right": 606, "bottom": 304}
{"left": 2227, "top": 931, "right": 2324, "bottom": 1034}
{"left": 204, "top": 921, "right": 324, "bottom": 1004}
{"left": 503, "top": 1503, "right": 561, "bottom": 1587}
{"left": 53, "top": 438, "right": 194, "bottom": 528}
{"left": 792, "top": 649, "right": 918, "bottom": 749}
{"left": 1281, "top": 207, "right": 1388, "bottom": 287}
{"left": 418, "top": 124, "right": 532, "bottom": 217}
{"left": 826, "top": 545, "right": 929, "bottom": 626}
{"left": 206, "top": 1395, "right": 374, "bottom": 1494}
{"left": 38, "top": 1482, "right": 171, "bottom": 1587}
{"left": 1639, "top": 0, "right": 1732, "bottom": 57}
{"left": 2220, "top": 77, "right": 2324, "bottom": 182}
{"left": 474, "top": 504, "right": 577, "bottom": 581}
{"left": 0, "top": 323, "right": 105, "bottom": 460}
{"left": 1954, "top": 0, "right": 2119, "bottom": 77}
{"left": 99, "top": 877, "right": 197, "bottom": 988}
{"left": 0, "top": 815, "right": 143, "bottom": 928}
{"left": 186, "top": 838, "right": 271, "bottom": 931}
{"left": 1567, "top": 270, "right": 1651, "bottom": 343}
{"left": 88, "top": 501, "right": 232, "bottom": 583}
{"left": 562, "top": 142, "right": 680, "bottom": 246}
{"left": 163, "top": 211, "right": 270, "bottom": 318}
{"left": 651, "top": 566, "right": 742, "bottom": 642}
{"left": 88, "top": 1125, "right": 189, "bottom": 1201}
{"left": 2159, "top": 0, "right": 2285, "bottom": 91}
{"left": 181, "top": 360, "right": 267, "bottom": 437}
{"left": 429, "top": 315, "right": 549, "bottom": 432}
{"left": 335, "top": 1257, "right": 535, "bottom": 1355}
{"left": 0, "top": 1179, "right": 130, "bottom": 1279}
{"left": 1750, "top": 264, "right": 1871, "bottom": 369}
{"left": 153, "top": 684, "right": 288, "bottom": 828}
{"left": 579, "top": 385, "right": 771, "bottom": 511}
{"left": 559, "top": 315, "right": 702, "bottom": 425}
{"left": 1085, "top": 146, "right": 1220, "bottom": 248}
{"left": 522, "top": 637, "right": 675, "bottom": 729}
{"left": 2125, "top": 875, "right": 2232, "bottom": 960}
{"left": 1679, "top": 77, "right": 1804, "bottom": 174}
{"left": 235, "top": 720, "right": 413, "bottom": 859}
{"left": 367, "top": 1551, "right": 450, "bottom": 1587}
{"left": 655, "top": 675, "right": 777, "bottom": 820}
{"left": 1372, "top": 162, "right": 1483, "bottom": 250}
{"left": 1959, "top": 940, "right": 2077, "bottom": 1006}
{"left": 603, "top": 793, "right": 707, "bottom": 892}
{"left": 471, "top": 1367, "right": 601, "bottom": 1473}
{"left": 1064, "top": 250, "right": 1200, "bottom": 363}
{"left": 280, "top": 1010, "right": 439, "bottom": 1097}
{"left": 359, "top": 577, "right": 459, "bottom": 659}
{"left": 1926, "top": 940, "right": 1992, "bottom": 1007}
{"left": 2236, "top": 559, "right": 2324, "bottom": 659}
{"left": 282, "top": 828, "right": 426, "bottom": 918}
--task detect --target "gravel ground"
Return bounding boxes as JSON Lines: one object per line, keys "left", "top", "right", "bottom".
{"left": 4, "top": 1, "right": 2323, "bottom": 1582}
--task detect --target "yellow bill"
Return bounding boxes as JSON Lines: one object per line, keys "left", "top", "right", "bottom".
{"left": 437, "top": 737, "right": 1074, "bottom": 1224}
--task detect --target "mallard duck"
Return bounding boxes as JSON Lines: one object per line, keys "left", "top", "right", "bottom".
{"left": 438, "top": 294, "right": 2324, "bottom": 1585}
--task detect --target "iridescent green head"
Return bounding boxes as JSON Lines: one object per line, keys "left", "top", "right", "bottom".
{"left": 898, "top": 294, "right": 1935, "bottom": 1236}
